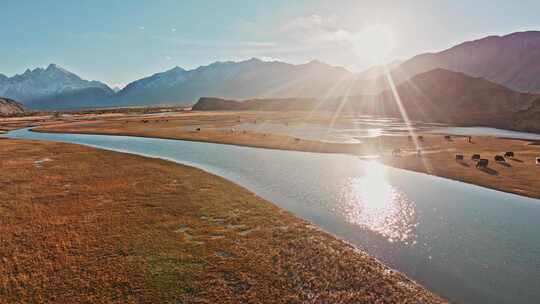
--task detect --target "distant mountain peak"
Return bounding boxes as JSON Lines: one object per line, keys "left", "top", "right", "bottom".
{"left": 45, "top": 63, "right": 76, "bottom": 76}
{"left": 167, "top": 66, "right": 187, "bottom": 73}
{"left": 0, "top": 64, "right": 113, "bottom": 109}
{"left": 245, "top": 57, "right": 263, "bottom": 63}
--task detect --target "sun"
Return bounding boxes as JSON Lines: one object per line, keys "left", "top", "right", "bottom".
{"left": 352, "top": 25, "right": 395, "bottom": 64}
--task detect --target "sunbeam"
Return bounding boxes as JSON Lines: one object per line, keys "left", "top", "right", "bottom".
{"left": 382, "top": 64, "right": 433, "bottom": 173}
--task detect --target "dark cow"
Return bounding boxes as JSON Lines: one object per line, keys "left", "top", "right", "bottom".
{"left": 455, "top": 154, "right": 464, "bottom": 160}
{"left": 504, "top": 152, "right": 514, "bottom": 158}
{"left": 444, "top": 135, "right": 451, "bottom": 140}
{"left": 536, "top": 157, "right": 540, "bottom": 165}
{"left": 471, "top": 154, "right": 481, "bottom": 161}
{"left": 196, "top": 128, "right": 201, "bottom": 131}
{"left": 418, "top": 136, "right": 424, "bottom": 141}
{"left": 494, "top": 155, "right": 505, "bottom": 162}
{"left": 476, "top": 159, "right": 489, "bottom": 168}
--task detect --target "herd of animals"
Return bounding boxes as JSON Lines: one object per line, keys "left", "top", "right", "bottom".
{"left": 391, "top": 135, "right": 540, "bottom": 168}
{"left": 456, "top": 152, "right": 514, "bottom": 169}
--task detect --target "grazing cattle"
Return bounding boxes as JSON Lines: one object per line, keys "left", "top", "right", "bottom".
{"left": 471, "top": 154, "right": 481, "bottom": 161}
{"left": 494, "top": 155, "right": 505, "bottom": 162}
{"left": 418, "top": 136, "right": 424, "bottom": 141}
{"left": 476, "top": 159, "right": 489, "bottom": 168}
{"left": 196, "top": 128, "right": 201, "bottom": 131}
{"left": 444, "top": 135, "right": 451, "bottom": 140}
{"left": 455, "top": 154, "right": 464, "bottom": 160}
{"left": 407, "top": 135, "right": 413, "bottom": 141}
{"left": 536, "top": 157, "right": 540, "bottom": 165}
{"left": 504, "top": 152, "right": 514, "bottom": 158}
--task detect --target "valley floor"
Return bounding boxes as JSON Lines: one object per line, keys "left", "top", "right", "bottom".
{"left": 0, "top": 139, "right": 444, "bottom": 303}
{"left": 32, "top": 110, "right": 540, "bottom": 199}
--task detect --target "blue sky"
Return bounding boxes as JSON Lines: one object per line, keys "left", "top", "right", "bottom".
{"left": 2, "top": 0, "right": 539, "bottom": 87}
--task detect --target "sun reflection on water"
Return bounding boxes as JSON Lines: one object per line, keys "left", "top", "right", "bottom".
{"left": 338, "top": 161, "right": 418, "bottom": 244}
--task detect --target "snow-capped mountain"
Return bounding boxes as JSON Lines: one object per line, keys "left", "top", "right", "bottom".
{"left": 0, "top": 64, "right": 114, "bottom": 109}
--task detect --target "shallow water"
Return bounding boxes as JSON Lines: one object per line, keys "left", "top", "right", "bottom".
{"left": 222, "top": 118, "right": 540, "bottom": 143}
{"left": 7, "top": 128, "right": 540, "bottom": 304}
{"left": 429, "top": 126, "right": 540, "bottom": 141}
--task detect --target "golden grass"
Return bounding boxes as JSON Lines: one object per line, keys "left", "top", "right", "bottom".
{"left": 1, "top": 139, "right": 445, "bottom": 303}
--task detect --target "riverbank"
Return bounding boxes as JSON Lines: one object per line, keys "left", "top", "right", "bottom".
{"left": 0, "top": 139, "right": 445, "bottom": 303}
{"left": 34, "top": 111, "right": 540, "bottom": 199}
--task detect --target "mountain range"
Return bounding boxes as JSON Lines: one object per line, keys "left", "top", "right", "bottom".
{"left": 193, "top": 69, "right": 538, "bottom": 123}
{"left": 385, "top": 31, "right": 540, "bottom": 93}
{"left": 0, "top": 64, "right": 114, "bottom": 109}
{"left": 2, "top": 30, "right": 540, "bottom": 111}
{"left": 113, "top": 58, "right": 354, "bottom": 107}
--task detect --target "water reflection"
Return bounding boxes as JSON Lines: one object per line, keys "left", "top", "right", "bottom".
{"left": 338, "top": 161, "right": 418, "bottom": 244}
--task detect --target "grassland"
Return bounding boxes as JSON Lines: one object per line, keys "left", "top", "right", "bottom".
{"left": 33, "top": 110, "right": 540, "bottom": 199}
{"left": 0, "top": 139, "right": 445, "bottom": 303}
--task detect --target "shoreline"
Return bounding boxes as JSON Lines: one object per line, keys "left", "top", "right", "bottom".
{"left": 1, "top": 138, "right": 446, "bottom": 303}
{"left": 32, "top": 123, "right": 540, "bottom": 200}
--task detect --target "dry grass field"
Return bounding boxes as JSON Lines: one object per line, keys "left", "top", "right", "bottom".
{"left": 0, "top": 139, "right": 445, "bottom": 303}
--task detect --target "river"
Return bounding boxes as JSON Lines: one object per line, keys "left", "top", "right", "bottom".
{"left": 7, "top": 128, "right": 540, "bottom": 304}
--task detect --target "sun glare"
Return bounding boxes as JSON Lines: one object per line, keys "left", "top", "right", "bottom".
{"left": 338, "top": 161, "right": 417, "bottom": 244}
{"left": 352, "top": 25, "right": 395, "bottom": 64}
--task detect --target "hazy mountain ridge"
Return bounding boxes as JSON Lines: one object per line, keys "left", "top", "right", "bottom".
{"left": 375, "top": 68, "right": 538, "bottom": 123}
{"left": 389, "top": 31, "right": 540, "bottom": 93}
{"left": 192, "top": 97, "right": 320, "bottom": 111}
{"left": 194, "top": 68, "right": 538, "bottom": 127}
{"left": 114, "top": 58, "right": 356, "bottom": 106}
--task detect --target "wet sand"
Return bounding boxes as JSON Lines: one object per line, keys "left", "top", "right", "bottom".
{"left": 0, "top": 139, "right": 445, "bottom": 303}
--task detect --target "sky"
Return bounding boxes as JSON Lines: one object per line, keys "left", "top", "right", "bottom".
{"left": 1, "top": 0, "right": 540, "bottom": 88}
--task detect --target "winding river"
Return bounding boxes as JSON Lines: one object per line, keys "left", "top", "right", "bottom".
{"left": 7, "top": 128, "right": 540, "bottom": 304}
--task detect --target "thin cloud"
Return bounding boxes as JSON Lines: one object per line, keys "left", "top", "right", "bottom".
{"left": 279, "top": 14, "right": 353, "bottom": 44}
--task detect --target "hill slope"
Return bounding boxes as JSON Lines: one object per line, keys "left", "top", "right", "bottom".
{"left": 375, "top": 68, "right": 537, "bottom": 123}
{"left": 390, "top": 31, "right": 540, "bottom": 93}
{"left": 0, "top": 97, "right": 25, "bottom": 116}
